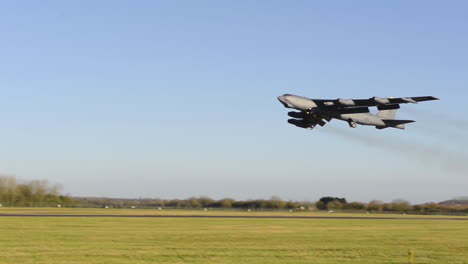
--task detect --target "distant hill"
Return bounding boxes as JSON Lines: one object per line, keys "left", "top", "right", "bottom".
{"left": 439, "top": 197, "right": 468, "bottom": 205}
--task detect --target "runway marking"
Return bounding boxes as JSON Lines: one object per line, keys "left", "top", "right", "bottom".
{"left": 0, "top": 214, "right": 466, "bottom": 220}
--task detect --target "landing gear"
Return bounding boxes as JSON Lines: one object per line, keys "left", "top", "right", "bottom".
{"left": 348, "top": 119, "right": 357, "bottom": 128}
{"left": 305, "top": 109, "right": 319, "bottom": 119}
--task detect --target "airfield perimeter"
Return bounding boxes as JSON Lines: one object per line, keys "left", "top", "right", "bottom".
{"left": 1, "top": 208, "right": 467, "bottom": 264}
{"left": 1, "top": 207, "right": 468, "bottom": 219}
{"left": 0, "top": 207, "right": 467, "bottom": 220}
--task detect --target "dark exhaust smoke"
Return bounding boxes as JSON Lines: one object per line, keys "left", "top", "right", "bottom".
{"left": 323, "top": 126, "right": 468, "bottom": 175}
{"left": 400, "top": 107, "right": 468, "bottom": 144}
{"left": 401, "top": 107, "right": 468, "bottom": 129}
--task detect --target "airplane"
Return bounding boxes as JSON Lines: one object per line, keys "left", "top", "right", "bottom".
{"left": 277, "top": 94, "right": 439, "bottom": 130}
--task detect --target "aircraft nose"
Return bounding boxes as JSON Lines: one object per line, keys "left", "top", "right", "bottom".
{"left": 277, "top": 95, "right": 290, "bottom": 108}
{"left": 278, "top": 95, "right": 288, "bottom": 103}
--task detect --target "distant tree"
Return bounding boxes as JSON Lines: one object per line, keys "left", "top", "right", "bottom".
{"left": 285, "top": 201, "right": 298, "bottom": 209}
{"left": 220, "top": 199, "right": 234, "bottom": 208}
{"left": 318, "top": 197, "right": 347, "bottom": 209}
{"left": 198, "top": 197, "right": 215, "bottom": 207}
{"left": 0, "top": 175, "right": 72, "bottom": 207}
{"left": 176, "top": 200, "right": 188, "bottom": 208}
{"left": 189, "top": 198, "right": 201, "bottom": 208}
{"left": 367, "top": 200, "right": 384, "bottom": 212}
{"left": 390, "top": 199, "right": 411, "bottom": 212}
{"left": 413, "top": 204, "right": 425, "bottom": 213}
{"left": 344, "top": 202, "right": 366, "bottom": 210}
{"left": 5, "top": 176, "right": 18, "bottom": 206}
{"left": 17, "top": 184, "right": 33, "bottom": 206}
{"left": 327, "top": 200, "right": 344, "bottom": 210}
{"left": 30, "top": 180, "right": 47, "bottom": 206}
{"left": 43, "top": 194, "right": 61, "bottom": 206}
{"left": 315, "top": 201, "right": 326, "bottom": 210}
{"left": 267, "top": 196, "right": 286, "bottom": 209}
{"left": 59, "top": 195, "right": 74, "bottom": 206}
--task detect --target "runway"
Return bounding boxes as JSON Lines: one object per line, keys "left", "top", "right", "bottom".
{"left": 0, "top": 214, "right": 466, "bottom": 220}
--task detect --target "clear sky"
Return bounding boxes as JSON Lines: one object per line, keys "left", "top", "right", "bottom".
{"left": 1, "top": 1, "right": 467, "bottom": 203}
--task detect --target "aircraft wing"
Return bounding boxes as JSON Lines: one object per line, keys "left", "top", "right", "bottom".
{"left": 313, "top": 96, "right": 439, "bottom": 108}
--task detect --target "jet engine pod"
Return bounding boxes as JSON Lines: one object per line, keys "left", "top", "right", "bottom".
{"left": 373, "top": 97, "right": 390, "bottom": 104}
{"left": 287, "top": 119, "right": 316, "bottom": 130}
{"left": 337, "top": 98, "right": 355, "bottom": 106}
{"left": 287, "top": 111, "right": 306, "bottom": 118}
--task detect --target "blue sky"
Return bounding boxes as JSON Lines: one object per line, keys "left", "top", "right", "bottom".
{"left": 1, "top": 1, "right": 467, "bottom": 203}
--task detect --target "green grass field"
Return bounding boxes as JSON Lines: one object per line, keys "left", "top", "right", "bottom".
{"left": 0, "top": 209, "right": 467, "bottom": 264}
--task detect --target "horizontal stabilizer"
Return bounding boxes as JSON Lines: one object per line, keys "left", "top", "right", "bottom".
{"left": 381, "top": 119, "right": 415, "bottom": 129}
{"left": 383, "top": 119, "right": 415, "bottom": 125}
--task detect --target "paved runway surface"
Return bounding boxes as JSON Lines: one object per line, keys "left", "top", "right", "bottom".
{"left": 0, "top": 214, "right": 466, "bottom": 220}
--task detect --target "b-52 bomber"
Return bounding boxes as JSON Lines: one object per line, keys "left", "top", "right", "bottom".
{"left": 277, "top": 94, "right": 438, "bottom": 130}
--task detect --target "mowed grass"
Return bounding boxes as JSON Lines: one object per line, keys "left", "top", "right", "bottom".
{"left": 0, "top": 213, "right": 467, "bottom": 263}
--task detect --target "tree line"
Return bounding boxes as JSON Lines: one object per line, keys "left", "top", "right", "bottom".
{"left": 1, "top": 175, "right": 467, "bottom": 214}
{"left": 313, "top": 196, "right": 468, "bottom": 214}
{"left": 74, "top": 196, "right": 468, "bottom": 214}
{"left": 0, "top": 175, "right": 73, "bottom": 207}
{"left": 76, "top": 196, "right": 313, "bottom": 210}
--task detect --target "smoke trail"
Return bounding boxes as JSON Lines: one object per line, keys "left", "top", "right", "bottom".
{"left": 401, "top": 107, "right": 468, "bottom": 129}
{"left": 400, "top": 107, "right": 468, "bottom": 145}
{"left": 409, "top": 123, "right": 468, "bottom": 145}
{"left": 323, "top": 126, "right": 468, "bottom": 175}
